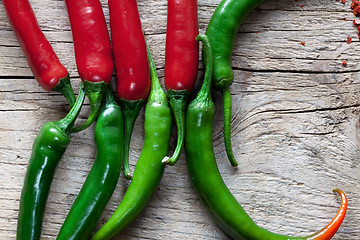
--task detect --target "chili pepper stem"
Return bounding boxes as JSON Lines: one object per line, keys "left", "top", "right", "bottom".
{"left": 52, "top": 75, "right": 76, "bottom": 108}
{"left": 56, "top": 84, "right": 86, "bottom": 135}
{"left": 162, "top": 89, "right": 189, "bottom": 165}
{"left": 194, "top": 35, "right": 212, "bottom": 101}
{"left": 104, "top": 85, "right": 118, "bottom": 107}
{"left": 222, "top": 87, "right": 238, "bottom": 167}
{"left": 72, "top": 80, "right": 107, "bottom": 133}
{"left": 119, "top": 99, "right": 145, "bottom": 180}
{"left": 147, "top": 44, "right": 168, "bottom": 104}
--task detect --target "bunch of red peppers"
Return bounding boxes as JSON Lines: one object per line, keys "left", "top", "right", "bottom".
{"left": 3, "top": 0, "right": 349, "bottom": 239}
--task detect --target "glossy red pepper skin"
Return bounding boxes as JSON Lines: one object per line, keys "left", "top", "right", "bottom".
{"left": 108, "top": 0, "right": 151, "bottom": 179}
{"left": 65, "top": 0, "right": 113, "bottom": 132}
{"left": 65, "top": 0, "right": 113, "bottom": 85}
{"left": 109, "top": 0, "right": 150, "bottom": 101}
{"left": 165, "top": 0, "right": 199, "bottom": 92}
{"left": 2, "top": 0, "right": 75, "bottom": 106}
{"left": 162, "top": 0, "right": 199, "bottom": 166}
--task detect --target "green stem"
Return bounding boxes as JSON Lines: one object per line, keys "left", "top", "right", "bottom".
{"left": 104, "top": 85, "right": 117, "bottom": 107}
{"left": 146, "top": 41, "right": 168, "bottom": 104}
{"left": 119, "top": 99, "right": 144, "bottom": 180}
{"left": 162, "top": 89, "right": 189, "bottom": 166}
{"left": 52, "top": 75, "right": 76, "bottom": 108}
{"left": 222, "top": 87, "right": 238, "bottom": 166}
{"left": 194, "top": 34, "right": 212, "bottom": 101}
{"left": 56, "top": 84, "right": 86, "bottom": 135}
{"left": 72, "top": 81, "right": 107, "bottom": 133}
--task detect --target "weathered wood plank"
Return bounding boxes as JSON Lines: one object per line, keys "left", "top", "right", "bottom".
{"left": 0, "top": 0, "right": 359, "bottom": 239}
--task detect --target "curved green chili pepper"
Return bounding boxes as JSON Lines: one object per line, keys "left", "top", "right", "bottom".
{"left": 186, "top": 34, "right": 347, "bottom": 240}
{"left": 17, "top": 86, "right": 85, "bottom": 240}
{"left": 91, "top": 42, "right": 172, "bottom": 240}
{"left": 204, "top": 0, "right": 264, "bottom": 166}
{"left": 57, "top": 86, "right": 124, "bottom": 240}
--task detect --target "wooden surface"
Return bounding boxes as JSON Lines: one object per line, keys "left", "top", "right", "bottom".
{"left": 0, "top": 0, "right": 359, "bottom": 239}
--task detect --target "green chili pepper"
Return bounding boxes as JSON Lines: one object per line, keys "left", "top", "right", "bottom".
{"left": 17, "top": 86, "right": 85, "bottom": 240}
{"left": 186, "top": 34, "right": 347, "bottom": 240}
{"left": 56, "top": 86, "right": 124, "bottom": 240}
{"left": 90, "top": 42, "right": 172, "bottom": 240}
{"left": 204, "top": 0, "right": 264, "bottom": 166}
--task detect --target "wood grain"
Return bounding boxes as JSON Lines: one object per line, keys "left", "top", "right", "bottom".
{"left": 0, "top": 0, "right": 359, "bottom": 239}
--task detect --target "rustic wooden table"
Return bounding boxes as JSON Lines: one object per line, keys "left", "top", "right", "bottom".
{"left": 0, "top": 0, "right": 359, "bottom": 239}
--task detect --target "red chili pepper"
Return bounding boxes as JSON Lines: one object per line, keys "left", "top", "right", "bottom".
{"left": 109, "top": 0, "right": 151, "bottom": 179}
{"left": 65, "top": 0, "right": 113, "bottom": 132}
{"left": 162, "top": 0, "right": 199, "bottom": 166}
{"left": 2, "top": 0, "right": 75, "bottom": 106}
